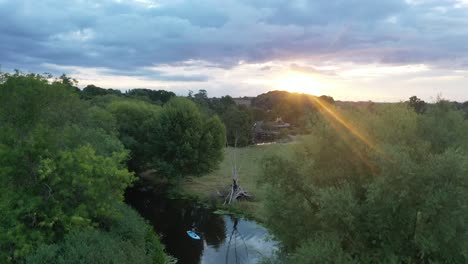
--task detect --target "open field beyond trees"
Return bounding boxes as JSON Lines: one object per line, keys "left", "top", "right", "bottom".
{"left": 180, "top": 144, "right": 292, "bottom": 221}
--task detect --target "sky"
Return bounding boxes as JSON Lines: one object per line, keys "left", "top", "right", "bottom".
{"left": 1, "top": 0, "right": 467, "bottom": 101}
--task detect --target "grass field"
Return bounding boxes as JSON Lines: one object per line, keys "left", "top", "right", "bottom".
{"left": 180, "top": 143, "right": 292, "bottom": 221}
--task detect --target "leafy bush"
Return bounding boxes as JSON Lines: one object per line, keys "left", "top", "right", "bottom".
{"left": 262, "top": 102, "right": 468, "bottom": 263}
{"left": 26, "top": 204, "right": 168, "bottom": 264}
{"left": 0, "top": 73, "right": 134, "bottom": 261}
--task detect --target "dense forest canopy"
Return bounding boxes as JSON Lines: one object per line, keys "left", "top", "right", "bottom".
{"left": 0, "top": 72, "right": 225, "bottom": 263}
{"left": 262, "top": 100, "right": 468, "bottom": 263}
{"left": 2, "top": 70, "right": 468, "bottom": 263}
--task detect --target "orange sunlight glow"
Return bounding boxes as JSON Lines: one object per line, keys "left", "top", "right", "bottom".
{"left": 308, "top": 97, "right": 390, "bottom": 169}
{"left": 273, "top": 71, "right": 322, "bottom": 95}
{"left": 271, "top": 70, "right": 388, "bottom": 163}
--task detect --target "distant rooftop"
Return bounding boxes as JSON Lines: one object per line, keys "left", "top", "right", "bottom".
{"left": 233, "top": 97, "right": 253, "bottom": 107}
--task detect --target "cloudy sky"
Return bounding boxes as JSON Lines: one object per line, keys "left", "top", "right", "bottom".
{"left": 1, "top": 0, "right": 467, "bottom": 101}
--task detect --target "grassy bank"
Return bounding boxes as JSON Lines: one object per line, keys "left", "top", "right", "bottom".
{"left": 179, "top": 143, "right": 292, "bottom": 221}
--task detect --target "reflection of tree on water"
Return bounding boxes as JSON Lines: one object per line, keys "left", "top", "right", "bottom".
{"left": 125, "top": 187, "right": 230, "bottom": 264}
{"left": 225, "top": 217, "right": 249, "bottom": 264}
{"left": 126, "top": 186, "right": 276, "bottom": 264}
{"left": 162, "top": 201, "right": 230, "bottom": 263}
{"left": 199, "top": 212, "right": 226, "bottom": 248}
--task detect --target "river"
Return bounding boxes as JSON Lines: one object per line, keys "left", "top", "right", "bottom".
{"left": 126, "top": 186, "right": 278, "bottom": 264}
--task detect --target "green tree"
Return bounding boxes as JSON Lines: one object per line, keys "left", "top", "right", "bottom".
{"left": 418, "top": 99, "right": 468, "bottom": 153}
{"left": 190, "top": 89, "right": 211, "bottom": 113}
{"left": 252, "top": 90, "right": 334, "bottom": 128}
{"left": 262, "top": 103, "right": 468, "bottom": 263}
{"left": 25, "top": 204, "right": 168, "bottom": 264}
{"left": 126, "top": 88, "right": 175, "bottom": 104}
{"left": 195, "top": 94, "right": 253, "bottom": 147}
{"left": 462, "top": 101, "right": 468, "bottom": 118}
{"left": 106, "top": 99, "right": 161, "bottom": 172}
{"left": 222, "top": 106, "right": 253, "bottom": 146}
{"left": 81, "top": 84, "right": 122, "bottom": 99}
{"left": 211, "top": 95, "right": 236, "bottom": 114}
{"left": 408, "top": 95, "right": 427, "bottom": 114}
{"left": 153, "top": 97, "right": 225, "bottom": 178}
{"left": 0, "top": 72, "right": 135, "bottom": 262}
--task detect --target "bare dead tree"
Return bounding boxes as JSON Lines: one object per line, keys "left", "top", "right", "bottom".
{"left": 224, "top": 131, "right": 250, "bottom": 205}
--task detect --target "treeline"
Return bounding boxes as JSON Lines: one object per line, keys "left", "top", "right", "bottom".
{"left": 188, "top": 89, "right": 337, "bottom": 146}
{"left": 78, "top": 86, "right": 342, "bottom": 147}
{"left": 409, "top": 95, "right": 468, "bottom": 118}
{"left": 189, "top": 89, "right": 254, "bottom": 147}
{"left": 262, "top": 97, "right": 468, "bottom": 263}
{"left": 0, "top": 72, "right": 225, "bottom": 263}
{"left": 80, "top": 84, "right": 176, "bottom": 104}
{"left": 252, "top": 90, "right": 335, "bottom": 127}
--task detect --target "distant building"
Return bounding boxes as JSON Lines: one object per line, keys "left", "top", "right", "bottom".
{"left": 233, "top": 97, "right": 253, "bottom": 107}
{"left": 253, "top": 121, "right": 279, "bottom": 143}
{"left": 253, "top": 117, "right": 290, "bottom": 143}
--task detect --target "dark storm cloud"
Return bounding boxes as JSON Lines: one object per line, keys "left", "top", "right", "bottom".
{"left": 1, "top": 0, "right": 468, "bottom": 75}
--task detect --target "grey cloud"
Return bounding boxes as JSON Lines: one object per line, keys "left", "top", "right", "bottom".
{"left": 260, "top": 0, "right": 407, "bottom": 26}
{"left": 100, "top": 68, "right": 210, "bottom": 82}
{"left": 0, "top": 0, "right": 467, "bottom": 75}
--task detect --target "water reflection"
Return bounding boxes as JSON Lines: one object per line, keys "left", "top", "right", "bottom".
{"left": 126, "top": 187, "right": 277, "bottom": 264}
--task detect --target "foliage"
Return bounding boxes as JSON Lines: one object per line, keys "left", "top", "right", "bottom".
{"left": 262, "top": 103, "right": 468, "bottom": 263}
{"left": 210, "top": 95, "right": 237, "bottom": 114}
{"left": 0, "top": 72, "right": 135, "bottom": 262}
{"left": 189, "top": 91, "right": 255, "bottom": 147}
{"left": 221, "top": 106, "right": 253, "bottom": 146}
{"left": 153, "top": 97, "right": 225, "bottom": 178}
{"left": 106, "top": 98, "right": 161, "bottom": 171}
{"left": 462, "top": 101, "right": 468, "bottom": 118}
{"left": 81, "top": 84, "right": 122, "bottom": 99}
{"left": 126, "top": 88, "right": 175, "bottom": 104}
{"left": 251, "top": 90, "right": 334, "bottom": 127}
{"left": 81, "top": 85, "right": 175, "bottom": 105}
{"left": 288, "top": 234, "right": 355, "bottom": 264}
{"left": 25, "top": 204, "right": 168, "bottom": 264}
{"left": 408, "top": 95, "right": 427, "bottom": 114}
{"left": 190, "top": 89, "right": 210, "bottom": 111}
{"left": 418, "top": 100, "right": 468, "bottom": 153}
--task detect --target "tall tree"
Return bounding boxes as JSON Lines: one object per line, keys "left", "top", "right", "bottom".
{"left": 106, "top": 99, "right": 161, "bottom": 172}
{"left": 408, "top": 95, "right": 427, "bottom": 114}
{"left": 222, "top": 106, "right": 253, "bottom": 147}
{"left": 152, "top": 97, "right": 225, "bottom": 178}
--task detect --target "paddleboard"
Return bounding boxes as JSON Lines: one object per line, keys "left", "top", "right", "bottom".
{"left": 186, "top": 230, "right": 201, "bottom": 240}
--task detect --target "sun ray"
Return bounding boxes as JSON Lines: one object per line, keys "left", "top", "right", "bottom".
{"left": 308, "top": 97, "right": 389, "bottom": 162}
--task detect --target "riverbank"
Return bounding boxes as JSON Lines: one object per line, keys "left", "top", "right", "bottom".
{"left": 178, "top": 144, "right": 292, "bottom": 222}
{"left": 126, "top": 186, "right": 278, "bottom": 264}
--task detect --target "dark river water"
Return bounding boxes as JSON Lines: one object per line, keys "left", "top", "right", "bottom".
{"left": 125, "top": 186, "right": 278, "bottom": 264}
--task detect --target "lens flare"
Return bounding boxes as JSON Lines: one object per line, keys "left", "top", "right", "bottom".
{"left": 308, "top": 97, "right": 390, "bottom": 169}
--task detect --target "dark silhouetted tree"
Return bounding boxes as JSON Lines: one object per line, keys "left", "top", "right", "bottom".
{"left": 408, "top": 96, "right": 427, "bottom": 114}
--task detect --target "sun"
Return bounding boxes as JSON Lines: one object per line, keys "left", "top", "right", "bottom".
{"left": 273, "top": 71, "right": 322, "bottom": 95}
